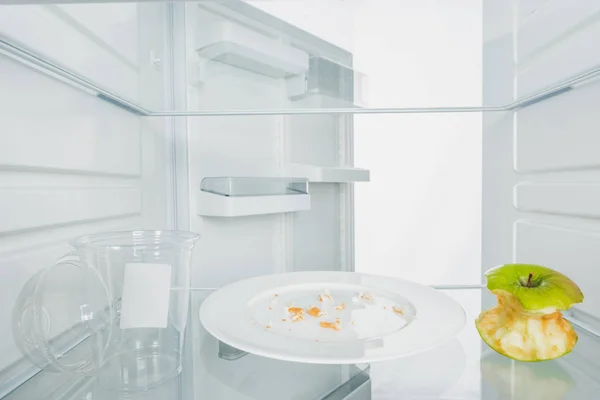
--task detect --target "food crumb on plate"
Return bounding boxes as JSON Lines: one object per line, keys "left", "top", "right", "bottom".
{"left": 307, "top": 306, "right": 324, "bottom": 317}
{"left": 286, "top": 306, "right": 305, "bottom": 322}
{"left": 318, "top": 289, "right": 332, "bottom": 303}
{"left": 287, "top": 306, "right": 305, "bottom": 315}
{"left": 352, "top": 292, "right": 373, "bottom": 304}
{"left": 393, "top": 306, "right": 404, "bottom": 315}
{"left": 319, "top": 294, "right": 331, "bottom": 302}
{"left": 335, "top": 303, "right": 345, "bottom": 311}
{"left": 320, "top": 321, "right": 341, "bottom": 331}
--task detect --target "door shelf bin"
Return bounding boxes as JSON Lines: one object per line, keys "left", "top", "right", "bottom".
{"left": 286, "top": 164, "right": 370, "bottom": 183}
{"left": 197, "top": 177, "right": 310, "bottom": 217}
{"left": 195, "top": 19, "right": 309, "bottom": 79}
{"left": 287, "top": 56, "right": 368, "bottom": 108}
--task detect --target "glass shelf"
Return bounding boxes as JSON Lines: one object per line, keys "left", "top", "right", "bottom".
{"left": 369, "top": 287, "right": 600, "bottom": 400}
{"left": 2, "top": 289, "right": 370, "bottom": 400}
{"left": 2, "top": 287, "right": 599, "bottom": 399}
{"left": 2, "top": 1, "right": 600, "bottom": 117}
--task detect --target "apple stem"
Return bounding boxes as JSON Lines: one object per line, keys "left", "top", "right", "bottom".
{"left": 526, "top": 273, "right": 534, "bottom": 287}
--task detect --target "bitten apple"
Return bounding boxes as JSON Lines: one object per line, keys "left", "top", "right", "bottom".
{"left": 475, "top": 264, "right": 583, "bottom": 362}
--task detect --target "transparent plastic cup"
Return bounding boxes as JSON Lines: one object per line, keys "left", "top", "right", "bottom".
{"left": 13, "top": 230, "right": 199, "bottom": 392}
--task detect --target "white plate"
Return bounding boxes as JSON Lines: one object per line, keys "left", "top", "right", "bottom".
{"left": 199, "top": 271, "right": 466, "bottom": 364}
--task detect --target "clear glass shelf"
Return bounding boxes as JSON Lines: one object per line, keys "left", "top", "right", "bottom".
{"left": 2, "top": 289, "right": 369, "bottom": 400}
{"left": 3, "top": 287, "right": 599, "bottom": 400}
{"left": 369, "top": 287, "right": 600, "bottom": 400}
{"left": 2, "top": 1, "right": 600, "bottom": 117}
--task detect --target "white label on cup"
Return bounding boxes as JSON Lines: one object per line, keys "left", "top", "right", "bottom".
{"left": 120, "top": 263, "right": 172, "bottom": 329}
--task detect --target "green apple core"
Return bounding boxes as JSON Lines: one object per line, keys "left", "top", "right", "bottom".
{"left": 519, "top": 273, "right": 541, "bottom": 288}
{"left": 485, "top": 264, "right": 584, "bottom": 311}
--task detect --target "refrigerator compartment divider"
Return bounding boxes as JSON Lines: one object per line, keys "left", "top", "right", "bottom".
{"left": 195, "top": 20, "right": 309, "bottom": 79}
{"left": 198, "top": 177, "right": 310, "bottom": 217}
{"left": 285, "top": 164, "right": 370, "bottom": 183}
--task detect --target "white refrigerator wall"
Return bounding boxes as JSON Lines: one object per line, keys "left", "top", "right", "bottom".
{"left": 0, "top": 3, "right": 171, "bottom": 372}
{"left": 483, "top": 0, "right": 600, "bottom": 323}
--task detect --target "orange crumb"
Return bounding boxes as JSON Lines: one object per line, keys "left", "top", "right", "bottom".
{"left": 320, "top": 321, "right": 341, "bottom": 331}
{"left": 393, "top": 306, "right": 404, "bottom": 315}
{"left": 266, "top": 325, "right": 271, "bottom": 329}
{"left": 282, "top": 318, "right": 287, "bottom": 322}
{"left": 287, "top": 307, "right": 304, "bottom": 315}
{"left": 269, "top": 307, "right": 272, "bottom": 310}
{"left": 292, "top": 314, "right": 304, "bottom": 322}
{"left": 335, "top": 303, "right": 345, "bottom": 311}
{"left": 287, "top": 307, "right": 305, "bottom": 322}
{"left": 307, "top": 306, "right": 324, "bottom": 317}
{"left": 319, "top": 294, "right": 331, "bottom": 302}
{"left": 274, "top": 294, "right": 278, "bottom": 297}
{"left": 360, "top": 293, "right": 373, "bottom": 301}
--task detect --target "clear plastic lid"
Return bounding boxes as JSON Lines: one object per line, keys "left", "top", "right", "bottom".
{"left": 12, "top": 253, "right": 112, "bottom": 375}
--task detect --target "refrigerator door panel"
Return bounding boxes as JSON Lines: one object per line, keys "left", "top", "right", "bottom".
{"left": 186, "top": 2, "right": 356, "bottom": 289}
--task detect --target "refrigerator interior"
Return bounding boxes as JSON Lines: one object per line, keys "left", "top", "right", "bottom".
{"left": 1, "top": 0, "right": 600, "bottom": 399}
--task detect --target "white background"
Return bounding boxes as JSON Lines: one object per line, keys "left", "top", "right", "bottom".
{"left": 351, "top": 0, "right": 482, "bottom": 286}
{"left": 253, "top": 0, "right": 483, "bottom": 285}
{"left": 352, "top": 1, "right": 482, "bottom": 286}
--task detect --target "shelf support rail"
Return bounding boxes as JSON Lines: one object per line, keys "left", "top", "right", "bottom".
{"left": 0, "top": 36, "right": 149, "bottom": 116}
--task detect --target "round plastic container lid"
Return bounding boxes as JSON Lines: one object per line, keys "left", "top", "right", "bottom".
{"left": 12, "top": 255, "right": 112, "bottom": 374}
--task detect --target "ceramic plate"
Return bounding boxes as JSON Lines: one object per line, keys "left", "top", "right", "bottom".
{"left": 199, "top": 271, "right": 466, "bottom": 364}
